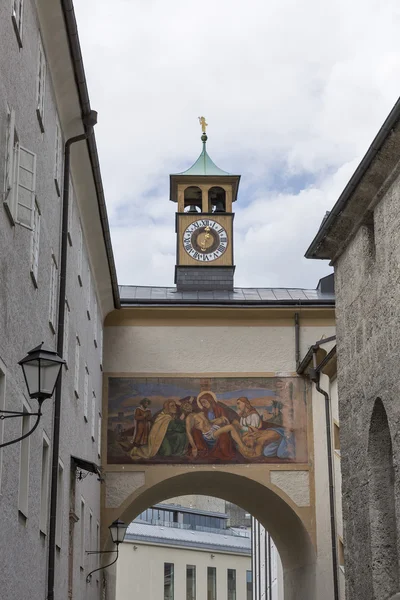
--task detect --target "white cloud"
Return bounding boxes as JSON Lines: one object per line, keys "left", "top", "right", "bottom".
{"left": 74, "top": 0, "right": 400, "bottom": 288}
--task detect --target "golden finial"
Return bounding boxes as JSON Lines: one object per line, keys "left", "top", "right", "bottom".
{"left": 198, "top": 116, "right": 208, "bottom": 134}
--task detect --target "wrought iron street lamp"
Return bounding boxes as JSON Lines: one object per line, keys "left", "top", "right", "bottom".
{"left": 0, "top": 343, "right": 65, "bottom": 449}
{"left": 86, "top": 519, "right": 128, "bottom": 583}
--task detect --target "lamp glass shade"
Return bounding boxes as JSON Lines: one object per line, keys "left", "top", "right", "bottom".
{"left": 109, "top": 520, "right": 128, "bottom": 545}
{"left": 19, "top": 345, "right": 64, "bottom": 400}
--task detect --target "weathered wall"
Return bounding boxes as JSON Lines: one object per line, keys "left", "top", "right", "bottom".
{"left": 334, "top": 172, "right": 400, "bottom": 599}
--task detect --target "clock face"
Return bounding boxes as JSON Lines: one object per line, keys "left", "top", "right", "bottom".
{"left": 183, "top": 219, "right": 228, "bottom": 262}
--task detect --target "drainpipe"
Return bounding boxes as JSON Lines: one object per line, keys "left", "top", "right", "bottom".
{"left": 294, "top": 313, "right": 300, "bottom": 368}
{"left": 47, "top": 111, "right": 98, "bottom": 600}
{"left": 310, "top": 349, "right": 340, "bottom": 600}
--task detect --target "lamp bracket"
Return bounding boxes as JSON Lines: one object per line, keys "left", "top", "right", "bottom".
{"left": 0, "top": 409, "right": 40, "bottom": 421}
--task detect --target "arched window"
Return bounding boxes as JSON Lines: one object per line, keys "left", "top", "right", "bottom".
{"left": 368, "top": 398, "right": 399, "bottom": 598}
{"left": 183, "top": 186, "right": 202, "bottom": 212}
{"left": 208, "top": 187, "right": 226, "bottom": 213}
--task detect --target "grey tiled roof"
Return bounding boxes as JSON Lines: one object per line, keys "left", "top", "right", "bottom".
{"left": 125, "top": 522, "right": 251, "bottom": 554}
{"left": 119, "top": 285, "right": 335, "bottom": 306}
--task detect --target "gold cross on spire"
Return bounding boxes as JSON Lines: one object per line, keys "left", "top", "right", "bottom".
{"left": 198, "top": 116, "right": 208, "bottom": 134}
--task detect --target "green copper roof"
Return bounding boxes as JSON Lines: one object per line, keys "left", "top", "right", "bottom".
{"left": 176, "top": 139, "right": 230, "bottom": 177}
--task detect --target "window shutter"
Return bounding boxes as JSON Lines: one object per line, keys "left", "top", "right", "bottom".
{"left": 83, "top": 368, "right": 89, "bottom": 420}
{"left": 93, "top": 297, "right": 98, "bottom": 345}
{"left": 74, "top": 337, "right": 80, "bottom": 398}
{"left": 30, "top": 200, "right": 40, "bottom": 284}
{"left": 63, "top": 301, "right": 70, "bottom": 366}
{"left": 17, "top": 146, "right": 36, "bottom": 228}
{"left": 91, "top": 394, "right": 96, "bottom": 440}
{"left": 86, "top": 265, "right": 91, "bottom": 318}
{"left": 97, "top": 415, "right": 101, "bottom": 457}
{"left": 36, "top": 38, "right": 46, "bottom": 125}
{"left": 5, "top": 108, "right": 15, "bottom": 195}
{"left": 48, "top": 254, "right": 58, "bottom": 331}
{"left": 77, "top": 226, "right": 83, "bottom": 284}
{"left": 54, "top": 119, "right": 62, "bottom": 194}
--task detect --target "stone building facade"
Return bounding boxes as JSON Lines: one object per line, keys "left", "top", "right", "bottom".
{"left": 306, "top": 96, "right": 400, "bottom": 600}
{"left": 0, "top": 1, "right": 117, "bottom": 599}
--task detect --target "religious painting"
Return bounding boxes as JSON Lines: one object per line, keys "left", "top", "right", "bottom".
{"left": 106, "top": 376, "right": 309, "bottom": 465}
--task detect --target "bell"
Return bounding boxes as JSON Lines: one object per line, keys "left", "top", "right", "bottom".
{"left": 213, "top": 200, "right": 225, "bottom": 213}
{"left": 187, "top": 205, "right": 199, "bottom": 213}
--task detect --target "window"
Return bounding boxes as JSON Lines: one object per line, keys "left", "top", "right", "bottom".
{"left": 186, "top": 565, "right": 196, "bottom": 600}
{"left": 207, "top": 567, "right": 216, "bottom": 600}
{"left": 0, "top": 363, "right": 6, "bottom": 491}
{"left": 80, "top": 498, "right": 85, "bottom": 568}
{"left": 77, "top": 226, "right": 83, "bottom": 285}
{"left": 99, "top": 326, "right": 103, "bottom": 369}
{"left": 93, "top": 296, "right": 98, "bottom": 347}
{"left": 30, "top": 199, "right": 40, "bottom": 286}
{"left": 227, "top": 569, "right": 236, "bottom": 600}
{"left": 40, "top": 433, "right": 50, "bottom": 533}
{"left": 97, "top": 414, "right": 101, "bottom": 457}
{"left": 18, "top": 402, "right": 31, "bottom": 516}
{"left": 54, "top": 117, "right": 62, "bottom": 195}
{"left": 164, "top": 563, "right": 174, "bottom": 600}
{"left": 48, "top": 252, "right": 58, "bottom": 333}
{"left": 67, "top": 178, "right": 73, "bottom": 246}
{"left": 86, "top": 264, "right": 91, "bottom": 319}
{"left": 74, "top": 335, "right": 80, "bottom": 398}
{"left": 333, "top": 422, "right": 340, "bottom": 454}
{"left": 63, "top": 299, "right": 70, "bottom": 368}
{"left": 338, "top": 538, "right": 345, "bottom": 572}
{"left": 4, "top": 109, "right": 36, "bottom": 229}
{"left": 89, "top": 511, "right": 93, "bottom": 576}
{"left": 83, "top": 366, "right": 89, "bottom": 421}
{"left": 246, "top": 571, "right": 252, "bottom": 600}
{"left": 36, "top": 36, "right": 46, "bottom": 131}
{"left": 91, "top": 392, "right": 96, "bottom": 441}
{"left": 11, "top": 0, "right": 23, "bottom": 47}
{"left": 56, "top": 460, "right": 64, "bottom": 548}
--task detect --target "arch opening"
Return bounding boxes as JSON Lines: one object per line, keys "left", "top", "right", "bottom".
{"left": 368, "top": 398, "right": 399, "bottom": 599}
{"left": 184, "top": 186, "right": 202, "bottom": 212}
{"left": 105, "top": 470, "right": 316, "bottom": 600}
{"left": 208, "top": 186, "right": 226, "bottom": 213}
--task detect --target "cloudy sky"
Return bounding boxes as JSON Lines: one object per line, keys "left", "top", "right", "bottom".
{"left": 74, "top": 0, "right": 400, "bottom": 289}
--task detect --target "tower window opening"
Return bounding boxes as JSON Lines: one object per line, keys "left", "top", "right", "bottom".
{"left": 209, "top": 186, "right": 226, "bottom": 213}
{"left": 184, "top": 186, "right": 202, "bottom": 212}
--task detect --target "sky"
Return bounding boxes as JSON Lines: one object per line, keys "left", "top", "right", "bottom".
{"left": 74, "top": 0, "right": 400, "bottom": 289}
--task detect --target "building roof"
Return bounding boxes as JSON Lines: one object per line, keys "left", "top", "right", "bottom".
{"left": 119, "top": 284, "right": 335, "bottom": 307}
{"left": 125, "top": 522, "right": 251, "bottom": 555}
{"left": 174, "top": 140, "right": 232, "bottom": 177}
{"left": 153, "top": 503, "right": 228, "bottom": 519}
{"left": 305, "top": 95, "right": 400, "bottom": 262}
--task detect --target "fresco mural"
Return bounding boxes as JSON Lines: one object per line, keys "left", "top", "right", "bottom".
{"left": 106, "top": 377, "right": 309, "bottom": 465}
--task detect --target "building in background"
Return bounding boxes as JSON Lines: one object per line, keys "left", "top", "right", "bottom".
{"left": 0, "top": 1, "right": 117, "bottom": 599}
{"left": 117, "top": 503, "right": 251, "bottom": 600}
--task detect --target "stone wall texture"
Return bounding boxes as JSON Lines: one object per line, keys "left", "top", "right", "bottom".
{"left": 335, "top": 171, "right": 400, "bottom": 599}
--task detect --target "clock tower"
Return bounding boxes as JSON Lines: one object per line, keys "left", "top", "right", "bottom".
{"left": 170, "top": 120, "right": 240, "bottom": 292}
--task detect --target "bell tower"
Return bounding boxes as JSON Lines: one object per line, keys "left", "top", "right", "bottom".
{"left": 170, "top": 118, "right": 240, "bottom": 292}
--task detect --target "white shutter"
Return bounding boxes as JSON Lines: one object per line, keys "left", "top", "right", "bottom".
{"left": 4, "top": 108, "right": 15, "bottom": 196}
{"left": 30, "top": 200, "right": 40, "bottom": 285}
{"left": 63, "top": 300, "right": 70, "bottom": 367}
{"left": 74, "top": 336, "right": 80, "bottom": 397}
{"left": 48, "top": 254, "right": 58, "bottom": 331}
{"left": 36, "top": 37, "right": 46, "bottom": 128}
{"left": 54, "top": 118, "right": 62, "bottom": 194}
{"left": 17, "top": 146, "right": 36, "bottom": 228}
{"left": 93, "top": 297, "right": 98, "bottom": 346}
{"left": 97, "top": 415, "right": 101, "bottom": 457}
{"left": 99, "top": 327, "right": 103, "bottom": 367}
{"left": 77, "top": 226, "right": 82, "bottom": 284}
{"left": 86, "top": 264, "right": 91, "bottom": 319}
{"left": 83, "top": 367, "right": 89, "bottom": 420}
{"left": 91, "top": 394, "right": 96, "bottom": 440}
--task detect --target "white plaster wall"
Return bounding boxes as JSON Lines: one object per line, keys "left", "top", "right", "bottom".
{"left": 105, "top": 323, "right": 336, "bottom": 374}
{"left": 117, "top": 540, "right": 250, "bottom": 600}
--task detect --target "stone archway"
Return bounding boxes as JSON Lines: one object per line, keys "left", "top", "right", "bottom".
{"left": 102, "top": 468, "right": 316, "bottom": 600}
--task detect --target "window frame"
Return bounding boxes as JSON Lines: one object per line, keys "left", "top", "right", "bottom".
{"left": 74, "top": 335, "right": 80, "bottom": 398}
{"left": 30, "top": 198, "right": 41, "bottom": 287}
{"left": 36, "top": 35, "right": 46, "bottom": 132}
{"left": 39, "top": 431, "right": 51, "bottom": 534}
{"left": 11, "top": 0, "right": 23, "bottom": 48}
{"left": 18, "top": 399, "right": 31, "bottom": 517}
{"left": 54, "top": 116, "right": 62, "bottom": 196}
{"left": 55, "top": 459, "right": 64, "bottom": 548}
{"left": 83, "top": 365, "right": 89, "bottom": 421}
{"left": 48, "top": 251, "right": 58, "bottom": 333}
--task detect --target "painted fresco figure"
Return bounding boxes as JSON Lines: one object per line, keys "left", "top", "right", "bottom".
{"left": 182, "top": 401, "right": 252, "bottom": 459}
{"left": 131, "top": 400, "right": 186, "bottom": 460}
{"left": 132, "top": 398, "right": 152, "bottom": 446}
{"left": 234, "top": 396, "right": 262, "bottom": 434}
{"left": 243, "top": 427, "right": 296, "bottom": 459}
{"left": 158, "top": 397, "right": 192, "bottom": 457}
{"left": 193, "top": 391, "right": 236, "bottom": 460}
